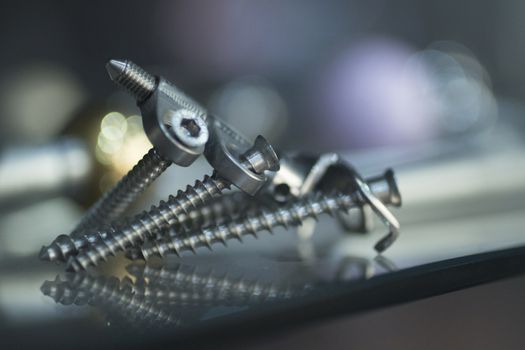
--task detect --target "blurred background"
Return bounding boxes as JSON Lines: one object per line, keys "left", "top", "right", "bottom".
{"left": 1, "top": 1, "right": 525, "bottom": 349}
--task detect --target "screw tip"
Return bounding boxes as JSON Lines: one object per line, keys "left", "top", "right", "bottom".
{"left": 39, "top": 246, "right": 52, "bottom": 261}
{"left": 106, "top": 59, "right": 128, "bottom": 81}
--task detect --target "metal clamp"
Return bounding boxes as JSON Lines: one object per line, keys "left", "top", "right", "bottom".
{"left": 266, "top": 153, "right": 402, "bottom": 252}
{"left": 204, "top": 115, "right": 279, "bottom": 195}
{"left": 140, "top": 78, "right": 208, "bottom": 166}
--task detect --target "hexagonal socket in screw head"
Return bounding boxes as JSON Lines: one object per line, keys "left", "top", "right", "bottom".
{"left": 166, "top": 109, "right": 209, "bottom": 149}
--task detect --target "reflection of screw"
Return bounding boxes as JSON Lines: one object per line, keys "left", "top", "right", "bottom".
{"left": 67, "top": 137, "right": 279, "bottom": 271}
{"left": 130, "top": 270, "right": 307, "bottom": 306}
{"left": 41, "top": 274, "right": 180, "bottom": 327}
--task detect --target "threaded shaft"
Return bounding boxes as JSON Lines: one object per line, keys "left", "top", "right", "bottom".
{"left": 39, "top": 148, "right": 171, "bottom": 263}
{"left": 107, "top": 60, "right": 157, "bottom": 102}
{"left": 107, "top": 59, "right": 207, "bottom": 118}
{"left": 124, "top": 192, "right": 259, "bottom": 261}
{"left": 74, "top": 148, "right": 170, "bottom": 233}
{"left": 183, "top": 191, "right": 256, "bottom": 230}
{"left": 66, "top": 174, "right": 231, "bottom": 271}
{"left": 135, "top": 193, "right": 359, "bottom": 260}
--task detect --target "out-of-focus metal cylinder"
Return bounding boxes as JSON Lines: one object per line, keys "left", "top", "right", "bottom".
{"left": 0, "top": 138, "right": 92, "bottom": 209}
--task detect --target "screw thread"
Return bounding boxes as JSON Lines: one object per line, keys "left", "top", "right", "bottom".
{"left": 184, "top": 191, "right": 255, "bottom": 230}
{"left": 124, "top": 192, "right": 258, "bottom": 261}
{"left": 74, "top": 148, "right": 170, "bottom": 233}
{"left": 66, "top": 174, "right": 231, "bottom": 271}
{"left": 137, "top": 193, "right": 358, "bottom": 260}
{"left": 108, "top": 60, "right": 157, "bottom": 102}
{"left": 107, "top": 59, "right": 206, "bottom": 116}
{"left": 40, "top": 148, "right": 171, "bottom": 262}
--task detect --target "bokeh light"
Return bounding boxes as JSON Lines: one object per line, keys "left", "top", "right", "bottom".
{"left": 310, "top": 38, "right": 497, "bottom": 149}
{"left": 209, "top": 77, "right": 289, "bottom": 144}
{"left": 95, "top": 112, "right": 151, "bottom": 189}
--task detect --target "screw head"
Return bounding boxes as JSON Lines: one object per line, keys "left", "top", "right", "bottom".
{"left": 242, "top": 135, "right": 280, "bottom": 174}
{"left": 167, "top": 109, "right": 209, "bottom": 148}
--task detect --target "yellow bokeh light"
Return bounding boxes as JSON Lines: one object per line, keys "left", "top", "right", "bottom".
{"left": 95, "top": 112, "right": 152, "bottom": 181}
{"left": 100, "top": 112, "right": 127, "bottom": 140}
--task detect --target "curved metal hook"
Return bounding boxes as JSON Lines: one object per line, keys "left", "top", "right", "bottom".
{"left": 352, "top": 173, "right": 400, "bottom": 253}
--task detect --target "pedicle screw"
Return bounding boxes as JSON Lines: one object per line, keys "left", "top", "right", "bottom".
{"left": 124, "top": 170, "right": 400, "bottom": 260}
{"left": 67, "top": 61, "right": 173, "bottom": 235}
{"left": 42, "top": 173, "right": 229, "bottom": 263}
{"left": 123, "top": 192, "right": 363, "bottom": 261}
{"left": 106, "top": 59, "right": 205, "bottom": 115}
{"left": 178, "top": 191, "right": 261, "bottom": 233}
{"left": 69, "top": 148, "right": 170, "bottom": 236}
{"left": 67, "top": 137, "right": 279, "bottom": 271}
{"left": 40, "top": 61, "right": 209, "bottom": 262}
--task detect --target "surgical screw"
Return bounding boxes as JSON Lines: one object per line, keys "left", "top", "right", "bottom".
{"left": 107, "top": 59, "right": 209, "bottom": 154}
{"left": 40, "top": 61, "right": 208, "bottom": 262}
{"left": 121, "top": 192, "right": 362, "bottom": 262}
{"left": 67, "top": 148, "right": 170, "bottom": 236}
{"left": 124, "top": 170, "right": 400, "bottom": 261}
{"left": 174, "top": 191, "right": 261, "bottom": 233}
{"left": 64, "top": 61, "right": 173, "bottom": 234}
{"left": 107, "top": 59, "right": 206, "bottom": 116}
{"left": 42, "top": 173, "right": 230, "bottom": 263}
{"left": 106, "top": 59, "right": 156, "bottom": 102}
{"left": 66, "top": 136, "right": 279, "bottom": 271}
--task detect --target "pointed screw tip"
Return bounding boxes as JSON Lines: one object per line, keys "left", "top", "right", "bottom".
{"left": 39, "top": 246, "right": 51, "bottom": 261}
{"left": 105, "top": 59, "right": 128, "bottom": 80}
